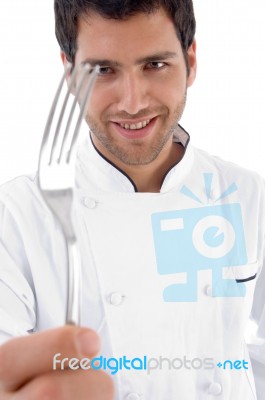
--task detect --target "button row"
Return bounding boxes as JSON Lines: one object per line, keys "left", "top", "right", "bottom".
{"left": 82, "top": 198, "right": 214, "bottom": 299}
{"left": 108, "top": 285, "right": 213, "bottom": 308}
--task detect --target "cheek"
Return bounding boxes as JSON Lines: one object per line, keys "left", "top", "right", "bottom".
{"left": 87, "top": 86, "right": 113, "bottom": 119}
{"left": 156, "top": 77, "right": 186, "bottom": 109}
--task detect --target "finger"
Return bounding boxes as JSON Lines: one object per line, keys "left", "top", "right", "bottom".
{"left": 0, "top": 326, "right": 100, "bottom": 392}
{"left": 11, "top": 369, "right": 114, "bottom": 400}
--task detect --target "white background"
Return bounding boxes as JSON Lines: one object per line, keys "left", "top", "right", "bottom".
{"left": 0, "top": 0, "right": 264, "bottom": 184}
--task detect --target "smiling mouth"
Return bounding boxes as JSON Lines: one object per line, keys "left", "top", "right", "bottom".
{"left": 118, "top": 119, "right": 151, "bottom": 130}
{"left": 110, "top": 116, "right": 157, "bottom": 139}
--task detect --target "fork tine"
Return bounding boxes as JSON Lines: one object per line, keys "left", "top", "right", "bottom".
{"left": 49, "top": 65, "right": 80, "bottom": 165}
{"left": 39, "top": 63, "right": 72, "bottom": 165}
{"left": 57, "top": 63, "right": 95, "bottom": 163}
{"left": 66, "top": 65, "right": 99, "bottom": 163}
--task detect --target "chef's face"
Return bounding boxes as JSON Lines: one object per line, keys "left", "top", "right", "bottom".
{"left": 71, "top": 7, "right": 196, "bottom": 166}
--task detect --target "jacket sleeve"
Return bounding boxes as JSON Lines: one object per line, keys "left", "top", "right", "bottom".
{"left": 0, "top": 198, "right": 36, "bottom": 345}
{"left": 247, "top": 178, "right": 265, "bottom": 399}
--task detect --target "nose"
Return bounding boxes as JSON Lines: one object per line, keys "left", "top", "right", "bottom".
{"left": 116, "top": 72, "right": 149, "bottom": 115}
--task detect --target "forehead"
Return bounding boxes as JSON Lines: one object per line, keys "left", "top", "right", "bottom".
{"left": 76, "top": 8, "right": 181, "bottom": 63}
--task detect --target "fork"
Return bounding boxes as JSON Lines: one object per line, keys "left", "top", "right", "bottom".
{"left": 38, "top": 62, "right": 98, "bottom": 325}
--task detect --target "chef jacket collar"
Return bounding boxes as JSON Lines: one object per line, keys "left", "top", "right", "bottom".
{"left": 76, "top": 124, "right": 194, "bottom": 193}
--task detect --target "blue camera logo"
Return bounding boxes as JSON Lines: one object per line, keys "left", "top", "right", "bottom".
{"left": 151, "top": 203, "right": 247, "bottom": 302}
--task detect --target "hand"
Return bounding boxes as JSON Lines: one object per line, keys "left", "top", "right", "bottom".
{"left": 0, "top": 326, "right": 114, "bottom": 400}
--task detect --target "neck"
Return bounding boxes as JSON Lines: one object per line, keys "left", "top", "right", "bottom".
{"left": 92, "top": 136, "right": 184, "bottom": 192}
{"left": 123, "top": 143, "right": 184, "bottom": 192}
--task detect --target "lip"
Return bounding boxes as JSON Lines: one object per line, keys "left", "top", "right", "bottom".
{"left": 110, "top": 117, "right": 157, "bottom": 140}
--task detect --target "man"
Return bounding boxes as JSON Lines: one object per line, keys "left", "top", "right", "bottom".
{"left": 0, "top": 1, "right": 264, "bottom": 399}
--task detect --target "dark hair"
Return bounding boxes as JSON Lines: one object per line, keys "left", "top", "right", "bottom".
{"left": 54, "top": 0, "right": 196, "bottom": 67}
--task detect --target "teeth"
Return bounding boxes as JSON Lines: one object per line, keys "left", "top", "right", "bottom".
{"left": 120, "top": 119, "right": 151, "bottom": 130}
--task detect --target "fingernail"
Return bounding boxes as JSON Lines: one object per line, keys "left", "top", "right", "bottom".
{"left": 76, "top": 330, "right": 99, "bottom": 357}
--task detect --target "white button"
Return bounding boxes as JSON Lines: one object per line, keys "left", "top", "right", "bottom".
{"left": 126, "top": 393, "right": 141, "bottom": 400}
{"left": 208, "top": 382, "right": 222, "bottom": 396}
{"left": 109, "top": 292, "right": 124, "bottom": 306}
{"left": 204, "top": 285, "right": 212, "bottom": 296}
{"left": 83, "top": 197, "right": 97, "bottom": 209}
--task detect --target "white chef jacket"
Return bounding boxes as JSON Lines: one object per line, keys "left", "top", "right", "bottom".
{"left": 0, "top": 125, "right": 264, "bottom": 400}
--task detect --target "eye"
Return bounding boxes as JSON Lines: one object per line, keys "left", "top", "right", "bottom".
{"left": 145, "top": 61, "right": 166, "bottom": 70}
{"left": 98, "top": 66, "right": 113, "bottom": 75}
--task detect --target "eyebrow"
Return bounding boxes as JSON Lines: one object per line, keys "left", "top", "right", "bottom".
{"left": 82, "top": 51, "right": 178, "bottom": 67}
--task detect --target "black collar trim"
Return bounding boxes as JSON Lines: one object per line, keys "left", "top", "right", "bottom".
{"left": 90, "top": 136, "right": 138, "bottom": 192}
{"left": 89, "top": 124, "right": 190, "bottom": 193}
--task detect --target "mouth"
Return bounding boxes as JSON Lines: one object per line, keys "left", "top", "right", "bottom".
{"left": 110, "top": 117, "right": 157, "bottom": 139}
{"left": 118, "top": 119, "right": 151, "bottom": 130}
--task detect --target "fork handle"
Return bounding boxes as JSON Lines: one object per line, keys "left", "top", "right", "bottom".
{"left": 65, "top": 240, "right": 82, "bottom": 325}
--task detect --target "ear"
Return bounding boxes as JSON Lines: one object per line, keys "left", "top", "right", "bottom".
{"left": 60, "top": 51, "right": 76, "bottom": 95}
{"left": 187, "top": 40, "right": 197, "bottom": 87}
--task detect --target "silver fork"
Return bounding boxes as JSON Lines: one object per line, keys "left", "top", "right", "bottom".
{"left": 38, "top": 62, "right": 98, "bottom": 325}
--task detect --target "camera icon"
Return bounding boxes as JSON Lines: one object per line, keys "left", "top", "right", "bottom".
{"left": 151, "top": 203, "right": 247, "bottom": 302}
